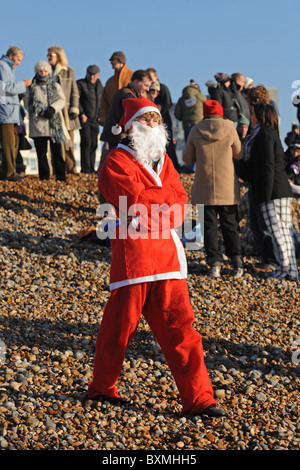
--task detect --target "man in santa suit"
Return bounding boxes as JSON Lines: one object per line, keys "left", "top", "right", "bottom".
{"left": 87, "top": 97, "right": 227, "bottom": 418}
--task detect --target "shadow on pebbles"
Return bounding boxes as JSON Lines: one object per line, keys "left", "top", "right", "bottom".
{"left": 0, "top": 174, "right": 299, "bottom": 450}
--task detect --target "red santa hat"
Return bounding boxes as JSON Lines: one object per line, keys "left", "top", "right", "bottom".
{"left": 203, "top": 99, "right": 224, "bottom": 117}
{"left": 111, "top": 97, "right": 161, "bottom": 135}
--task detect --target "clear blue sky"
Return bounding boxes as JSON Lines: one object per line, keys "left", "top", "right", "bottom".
{"left": 1, "top": 0, "right": 299, "bottom": 144}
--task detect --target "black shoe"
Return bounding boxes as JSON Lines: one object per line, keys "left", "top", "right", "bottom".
{"left": 5, "top": 173, "right": 24, "bottom": 182}
{"left": 201, "top": 405, "right": 227, "bottom": 417}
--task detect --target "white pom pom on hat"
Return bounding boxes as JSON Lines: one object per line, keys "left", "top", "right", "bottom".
{"left": 111, "top": 97, "right": 161, "bottom": 135}
{"left": 111, "top": 124, "right": 123, "bottom": 135}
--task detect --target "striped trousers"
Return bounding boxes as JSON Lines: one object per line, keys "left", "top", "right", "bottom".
{"left": 260, "top": 198, "right": 298, "bottom": 279}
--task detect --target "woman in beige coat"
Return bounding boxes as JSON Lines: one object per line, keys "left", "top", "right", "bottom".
{"left": 47, "top": 46, "right": 81, "bottom": 173}
{"left": 184, "top": 99, "right": 243, "bottom": 278}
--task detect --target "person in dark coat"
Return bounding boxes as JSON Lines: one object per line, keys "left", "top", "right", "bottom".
{"left": 249, "top": 103, "right": 297, "bottom": 280}
{"left": 209, "top": 73, "right": 239, "bottom": 122}
{"left": 77, "top": 65, "right": 103, "bottom": 173}
{"left": 146, "top": 67, "right": 181, "bottom": 172}
{"left": 284, "top": 138, "right": 300, "bottom": 186}
{"left": 236, "top": 85, "right": 281, "bottom": 271}
{"left": 99, "top": 69, "right": 151, "bottom": 157}
{"left": 230, "top": 73, "right": 251, "bottom": 122}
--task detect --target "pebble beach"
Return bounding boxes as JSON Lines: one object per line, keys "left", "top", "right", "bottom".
{"left": 0, "top": 173, "right": 299, "bottom": 452}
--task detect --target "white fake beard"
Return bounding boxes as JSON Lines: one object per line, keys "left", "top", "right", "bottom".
{"left": 130, "top": 121, "right": 169, "bottom": 166}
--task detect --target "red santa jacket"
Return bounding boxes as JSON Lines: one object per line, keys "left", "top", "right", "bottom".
{"left": 98, "top": 144, "right": 188, "bottom": 290}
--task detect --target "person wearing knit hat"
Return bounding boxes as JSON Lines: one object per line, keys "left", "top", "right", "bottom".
{"left": 87, "top": 96, "right": 227, "bottom": 418}
{"left": 149, "top": 80, "right": 160, "bottom": 91}
{"left": 111, "top": 96, "right": 161, "bottom": 135}
{"left": 203, "top": 99, "right": 224, "bottom": 117}
{"left": 209, "top": 73, "right": 239, "bottom": 122}
{"left": 214, "top": 72, "right": 231, "bottom": 85}
{"left": 237, "top": 116, "right": 250, "bottom": 142}
{"left": 148, "top": 80, "right": 160, "bottom": 103}
{"left": 149, "top": 79, "right": 160, "bottom": 95}
{"left": 244, "top": 77, "right": 254, "bottom": 89}
{"left": 184, "top": 99, "right": 243, "bottom": 278}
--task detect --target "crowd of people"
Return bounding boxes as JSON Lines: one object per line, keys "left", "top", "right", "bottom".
{"left": 0, "top": 45, "right": 299, "bottom": 418}
{"left": 0, "top": 45, "right": 299, "bottom": 280}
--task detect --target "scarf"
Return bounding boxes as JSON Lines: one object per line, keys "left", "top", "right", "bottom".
{"left": 29, "top": 74, "right": 65, "bottom": 144}
{"left": 242, "top": 122, "right": 261, "bottom": 161}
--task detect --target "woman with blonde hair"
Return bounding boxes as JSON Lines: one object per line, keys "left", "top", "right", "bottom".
{"left": 47, "top": 45, "right": 81, "bottom": 173}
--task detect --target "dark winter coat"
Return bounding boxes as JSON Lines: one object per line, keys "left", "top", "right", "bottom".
{"left": 230, "top": 82, "right": 251, "bottom": 121}
{"left": 100, "top": 83, "right": 138, "bottom": 145}
{"left": 210, "top": 84, "right": 238, "bottom": 122}
{"left": 77, "top": 77, "right": 104, "bottom": 123}
{"left": 249, "top": 127, "right": 293, "bottom": 204}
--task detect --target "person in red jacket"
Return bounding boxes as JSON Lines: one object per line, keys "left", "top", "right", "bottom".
{"left": 87, "top": 97, "right": 227, "bottom": 418}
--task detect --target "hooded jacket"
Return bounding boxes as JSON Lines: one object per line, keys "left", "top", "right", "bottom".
{"left": 183, "top": 117, "right": 242, "bottom": 205}
{"left": 0, "top": 54, "right": 26, "bottom": 124}
{"left": 174, "top": 85, "right": 207, "bottom": 127}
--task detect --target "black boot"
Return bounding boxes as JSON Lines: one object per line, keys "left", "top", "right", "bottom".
{"left": 201, "top": 405, "right": 227, "bottom": 417}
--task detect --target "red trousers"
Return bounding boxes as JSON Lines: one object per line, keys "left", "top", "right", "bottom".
{"left": 87, "top": 279, "right": 217, "bottom": 414}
